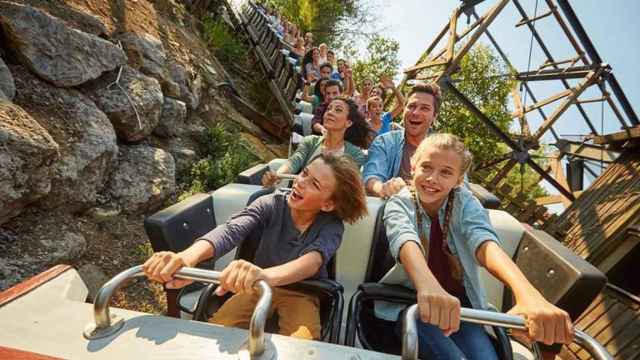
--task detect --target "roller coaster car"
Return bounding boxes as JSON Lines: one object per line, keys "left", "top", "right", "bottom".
{"left": 0, "top": 159, "right": 612, "bottom": 359}
{"left": 142, "top": 159, "right": 609, "bottom": 359}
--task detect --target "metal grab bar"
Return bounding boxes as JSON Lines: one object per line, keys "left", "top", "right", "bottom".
{"left": 83, "top": 265, "right": 273, "bottom": 357}
{"left": 402, "top": 304, "right": 613, "bottom": 360}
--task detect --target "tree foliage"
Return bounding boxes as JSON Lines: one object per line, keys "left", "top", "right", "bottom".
{"left": 431, "top": 44, "right": 548, "bottom": 200}
{"left": 348, "top": 35, "right": 401, "bottom": 86}
{"left": 260, "top": 0, "right": 376, "bottom": 47}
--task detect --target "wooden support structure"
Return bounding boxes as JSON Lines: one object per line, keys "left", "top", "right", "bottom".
{"left": 395, "top": 0, "right": 640, "bottom": 236}
{"left": 556, "top": 139, "right": 619, "bottom": 163}
{"left": 533, "top": 69, "right": 600, "bottom": 141}
{"left": 593, "top": 126, "right": 640, "bottom": 146}
{"left": 535, "top": 191, "right": 583, "bottom": 205}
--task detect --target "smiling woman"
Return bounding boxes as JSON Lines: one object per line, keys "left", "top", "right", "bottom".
{"left": 262, "top": 97, "right": 373, "bottom": 188}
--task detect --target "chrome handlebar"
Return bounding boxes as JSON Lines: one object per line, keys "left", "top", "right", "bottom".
{"left": 83, "top": 265, "right": 272, "bottom": 358}
{"left": 402, "top": 304, "right": 612, "bottom": 360}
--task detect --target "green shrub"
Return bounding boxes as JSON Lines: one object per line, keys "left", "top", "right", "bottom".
{"left": 202, "top": 16, "right": 248, "bottom": 63}
{"left": 180, "top": 124, "right": 259, "bottom": 200}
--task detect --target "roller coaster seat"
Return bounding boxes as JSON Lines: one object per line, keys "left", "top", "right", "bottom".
{"left": 344, "top": 205, "right": 606, "bottom": 358}
{"left": 144, "top": 185, "right": 345, "bottom": 343}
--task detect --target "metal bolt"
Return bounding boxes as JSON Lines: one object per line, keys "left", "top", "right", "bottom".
{"left": 547, "top": 269, "right": 555, "bottom": 278}
{"left": 182, "top": 222, "right": 189, "bottom": 230}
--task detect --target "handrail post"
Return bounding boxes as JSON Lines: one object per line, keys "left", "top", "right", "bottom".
{"left": 83, "top": 265, "right": 272, "bottom": 358}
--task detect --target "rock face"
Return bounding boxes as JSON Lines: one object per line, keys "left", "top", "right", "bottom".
{"left": 107, "top": 145, "right": 175, "bottom": 214}
{"left": 89, "top": 66, "right": 164, "bottom": 142}
{"left": 169, "top": 62, "right": 200, "bottom": 110}
{"left": 0, "top": 57, "right": 15, "bottom": 101}
{"left": 153, "top": 97, "right": 187, "bottom": 138}
{"left": 0, "top": 100, "right": 58, "bottom": 224}
{"left": 168, "top": 145, "right": 198, "bottom": 176}
{"left": 11, "top": 66, "right": 118, "bottom": 211}
{"left": 0, "top": 211, "right": 86, "bottom": 289}
{"left": 117, "top": 32, "right": 167, "bottom": 81}
{"left": 0, "top": 100, "right": 59, "bottom": 224}
{"left": 0, "top": 1, "right": 126, "bottom": 87}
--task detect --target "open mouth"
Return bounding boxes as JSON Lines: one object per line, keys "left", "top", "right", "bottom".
{"left": 421, "top": 185, "right": 440, "bottom": 194}
{"left": 291, "top": 187, "right": 304, "bottom": 201}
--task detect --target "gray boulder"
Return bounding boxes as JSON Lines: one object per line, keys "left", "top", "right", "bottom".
{"left": 0, "top": 100, "right": 59, "bottom": 224}
{"left": 107, "top": 145, "right": 175, "bottom": 214}
{"left": 11, "top": 66, "right": 118, "bottom": 211}
{"left": 0, "top": 1, "right": 126, "bottom": 87}
{"left": 168, "top": 145, "right": 198, "bottom": 176}
{"left": 169, "top": 62, "right": 200, "bottom": 110}
{"left": 89, "top": 66, "right": 164, "bottom": 143}
{"left": 153, "top": 97, "right": 187, "bottom": 138}
{"left": 0, "top": 57, "right": 15, "bottom": 100}
{"left": 116, "top": 32, "right": 167, "bottom": 80}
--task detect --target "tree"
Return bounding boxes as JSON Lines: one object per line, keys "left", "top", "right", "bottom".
{"left": 430, "top": 44, "right": 548, "bottom": 200}
{"left": 261, "top": 0, "right": 378, "bottom": 47}
{"left": 349, "top": 35, "right": 401, "bottom": 86}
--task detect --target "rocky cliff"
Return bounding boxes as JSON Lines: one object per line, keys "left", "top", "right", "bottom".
{"left": 0, "top": 0, "right": 280, "bottom": 308}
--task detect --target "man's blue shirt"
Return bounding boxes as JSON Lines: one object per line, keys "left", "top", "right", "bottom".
{"left": 362, "top": 129, "right": 405, "bottom": 185}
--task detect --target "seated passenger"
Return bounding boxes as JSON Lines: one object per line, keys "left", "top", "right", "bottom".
{"left": 370, "top": 83, "right": 387, "bottom": 102}
{"left": 380, "top": 133, "right": 574, "bottom": 359}
{"left": 354, "top": 77, "right": 374, "bottom": 114}
{"left": 327, "top": 50, "right": 337, "bottom": 68}
{"left": 311, "top": 80, "right": 342, "bottom": 135}
{"left": 304, "top": 32, "right": 314, "bottom": 49}
{"left": 363, "top": 83, "right": 440, "bottom": 198}
{"left": 318, "top": 43, "right": 329, "bottom": 65}
{"left": 336, "top": 59, "right": 348, "bottom": 82}
{"left": 291, "top": 36, "right": 305, "bottom": 59}
{"left": 144, "top": 154, "right": 368, "bottom": 340}
{"left": 366, "top": 77, "right": 405, "bottom": 136}
{"left": 302, "top": 47, "right": 321, "bottom": 83}
{"left": 319, "top": 63, "right": 333, "bottom": 80}
{"left": 263, "top": 97, "right": 373, "bottom": 187}
{"left": 301, "top": 78, "right": 328, "bottom": 113}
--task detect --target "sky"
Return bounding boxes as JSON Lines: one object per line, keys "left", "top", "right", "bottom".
{"left": 368, "top": 0, "right": 640, "bottom": 207}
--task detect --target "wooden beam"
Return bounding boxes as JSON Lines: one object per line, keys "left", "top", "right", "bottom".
{"left": 404, "top": 8, "right": 481, "bottom": 76}
{"left": 555, "top": 139, "right": 619, "bottom": 162}
{"left": 511, "top": 83, "right": 531, "bottom": 136}
{"left": 535, "top": 191, "right": 583, "bottom": 205}
{"left": 592, "top": 125, "right": 640, "bottom": 145}
{"left": 488, "top": 158, "right": 518, "bottom": 188}
{"left": 435, "top": 0, "right": 510, "bottom": 83}
{"left": 513, "top": 89, "right": 573, "bottom": 117}
{"left": 548, "top": 156, "right": 572, "bottom": 207}
{"left": 446, "top": 7, "right": 460, "bottom": 62}
{"left": 402, "top": 22, "right": 450, "bottom": 77}
{"left": 533, "top": 70, "right": 599, "bottom": 141}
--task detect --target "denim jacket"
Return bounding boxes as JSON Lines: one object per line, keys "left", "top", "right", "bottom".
{"left": 375, "top": 186, "right": 501, "bottom": 321}
{"left": 362, "top": 130, "right": 405, "bottom": 185}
